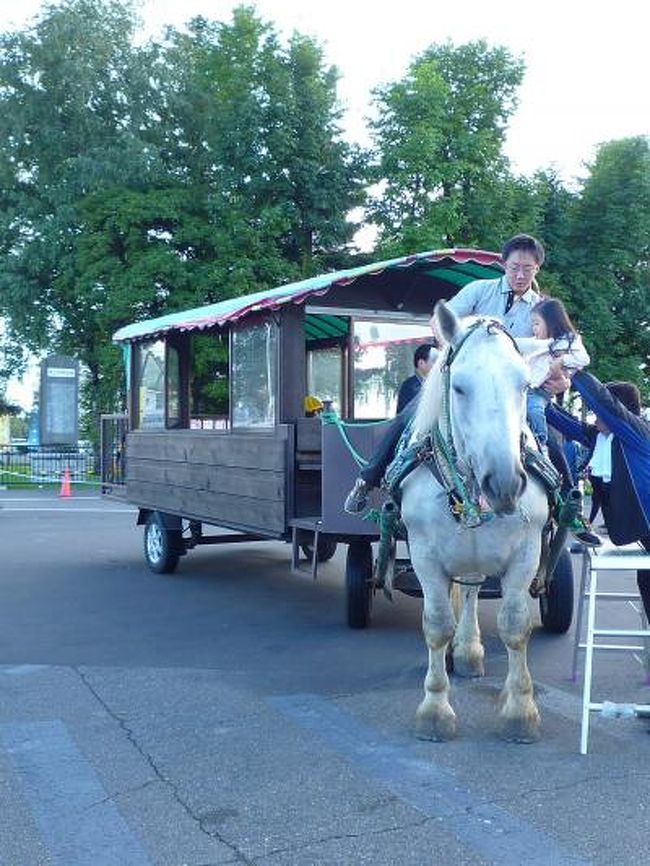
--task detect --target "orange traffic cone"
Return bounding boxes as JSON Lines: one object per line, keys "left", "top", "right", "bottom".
{"left": 59, "top": 467, "right": 72, "bottom": 498}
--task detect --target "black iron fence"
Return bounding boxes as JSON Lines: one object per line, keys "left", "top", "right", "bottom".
{"left": 100, "top": 413, "right": 128, "bottom": 493}
{"left": 0, "top": 445, "right": 97, "bottom": 488}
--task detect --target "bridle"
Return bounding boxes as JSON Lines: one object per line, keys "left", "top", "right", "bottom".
{"left": 428, "top": 318, "right": 526, "bottom": 529}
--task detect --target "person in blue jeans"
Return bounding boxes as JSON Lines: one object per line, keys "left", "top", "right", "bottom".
{"left": 518, "top": 298, "right": 590, "bottom": 453}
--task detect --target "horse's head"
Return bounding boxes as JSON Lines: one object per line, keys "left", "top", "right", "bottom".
{"left": 419, "top": 301, "right": 530, "bottom": 515}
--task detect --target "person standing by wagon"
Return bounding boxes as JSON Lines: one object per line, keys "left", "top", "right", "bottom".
{"left": 546, "top": 374, "right": 650, "bottom": 620}
{"left": 395, "top": 343, "right": 439, "bottom": 414}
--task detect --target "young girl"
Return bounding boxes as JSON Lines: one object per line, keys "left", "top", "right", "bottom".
{"left": 517, "top": 298, "right": 591, "bottom": 452}
{"left": 519, "top": 298, "right": 601, "bottom": 546}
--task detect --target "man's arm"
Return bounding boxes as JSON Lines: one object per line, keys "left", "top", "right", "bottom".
{"left": 430, "top": 280, "right": 487, "bottom": 342}
{"left": 444, "top": 280, "right": 483, "bottom": 318}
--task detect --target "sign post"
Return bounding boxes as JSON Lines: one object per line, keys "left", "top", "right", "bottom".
{"left": 39, "top": 355, "right": 79, "bottom": 447}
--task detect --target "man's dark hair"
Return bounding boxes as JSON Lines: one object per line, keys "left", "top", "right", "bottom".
{"left": 501, "top": 234, "right": 545, "bottom": 266}
{"left": 414, "top": 343, "right": 436, "bottom": 367}
{"left": 606, "top": 381, "right": 642, "bottom": 416}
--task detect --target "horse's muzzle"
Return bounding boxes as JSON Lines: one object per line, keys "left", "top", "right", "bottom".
{"left": 481, "top": 468, "right": 527, "bottom": 515}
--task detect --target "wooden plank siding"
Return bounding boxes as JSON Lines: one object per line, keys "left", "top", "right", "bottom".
{"left": 126, "top": 427, "right": 293, "bottom": 536}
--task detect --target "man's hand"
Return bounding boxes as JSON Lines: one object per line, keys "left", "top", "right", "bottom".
{"left": 543, "top": 359, "right": 571, "bottom": 395}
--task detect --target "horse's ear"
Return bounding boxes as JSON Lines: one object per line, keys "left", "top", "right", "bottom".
{"left": 433, "top": 300, "right": 462, "bottom": 345}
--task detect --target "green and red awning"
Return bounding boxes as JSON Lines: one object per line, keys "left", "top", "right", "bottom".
{"left": 113, "top": 248, "right": 502, "bottom": 344}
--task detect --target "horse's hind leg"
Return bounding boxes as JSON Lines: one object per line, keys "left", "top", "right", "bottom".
{"left": 497, "top": 585, "right": 540, "bottom": 743}
{"left": 415, "top": 579, "right": 458, "bottom": 741}
{"left": 451, "top": 583, "right": 485, "bottom": 678}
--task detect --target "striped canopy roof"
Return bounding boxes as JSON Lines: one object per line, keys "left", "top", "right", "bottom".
{"left": 113, "top": 247, "right": 502, "bottom": 344}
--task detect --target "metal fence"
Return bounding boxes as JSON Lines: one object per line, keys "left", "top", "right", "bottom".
{"left": 100, "top": 413, "right": 128, "bottom": 493}
{"left": 0, "top": 446, "right": 97, "bottom": 488}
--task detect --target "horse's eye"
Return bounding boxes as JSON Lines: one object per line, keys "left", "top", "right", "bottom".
{"left": 452, "top": 385, "right": 465, "bottom": 396}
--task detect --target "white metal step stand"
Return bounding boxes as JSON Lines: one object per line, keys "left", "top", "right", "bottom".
{"left": 578, "top": 542, "right": 650, "bottom": 754}
{"left": 571, "top": 546, "right": 650, "bottom": 683}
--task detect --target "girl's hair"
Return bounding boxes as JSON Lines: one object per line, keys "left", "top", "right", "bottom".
{"left": 531, "top": 298, "right": 577, "bottom": 339}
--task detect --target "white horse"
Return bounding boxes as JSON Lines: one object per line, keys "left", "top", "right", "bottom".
{"left": 400, "top": 301, "right": 549, "bottom": 743}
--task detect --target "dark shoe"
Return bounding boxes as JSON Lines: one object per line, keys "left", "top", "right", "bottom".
{"left": 344, "top": 478, "right": 370, "bottom": 514}
{"left": 572, "top": 526, "right": 602, "bottom": 547}
{"left": 392, "top": 567, "right": 423, "bottom": 597}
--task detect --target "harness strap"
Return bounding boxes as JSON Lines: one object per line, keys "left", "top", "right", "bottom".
{"left": 319, "top": 410, "right": 383, "bottom": 468}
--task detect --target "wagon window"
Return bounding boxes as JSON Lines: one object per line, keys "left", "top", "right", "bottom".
{"left": 352, "top": 320, "right": 432, "bottom": 419}
{"left": 189, "top": 332, "right": 229, "bottom": 429}
{"left": 307, "top": 346, "right": 343, "bottom": 415}
{"left": 166, "top": 345, "right": 182, "bottom": 428}
{"left": 136, "top": 340, "right": 165, "bottom": 429}
{"left": 231, "top": 318, "right": 278, "bottom": 427}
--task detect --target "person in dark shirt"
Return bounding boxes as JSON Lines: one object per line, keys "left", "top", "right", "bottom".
{"left": 546, "top": 373, "right": 650, "bottom": 620}
{"left": 395, "top": 343, "right": 438, "bottom": 414}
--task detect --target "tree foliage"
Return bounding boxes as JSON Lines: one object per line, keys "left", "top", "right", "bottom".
{"left": 367, "top": 41, "right": 525, "bottom": 253}
{"left": 562, "top": 137, "right": 650, "bottom": 392}
{"left": 0, "top": 2, "right": 647, "bottom": 418}
{"left": 0, "top": 1, "right": 364, "bottom": 422}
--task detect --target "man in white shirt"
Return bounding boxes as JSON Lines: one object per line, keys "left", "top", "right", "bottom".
{"left": 345, "top": 234, "right": 546, "bottom": 513}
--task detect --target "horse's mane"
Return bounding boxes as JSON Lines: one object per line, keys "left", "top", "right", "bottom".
{"left": 411, "top": 349, "right": 445, "bottom": 438}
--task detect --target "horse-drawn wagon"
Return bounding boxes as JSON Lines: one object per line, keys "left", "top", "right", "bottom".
{"left": 105, "top": 248, "right": 574, "bottom": 634}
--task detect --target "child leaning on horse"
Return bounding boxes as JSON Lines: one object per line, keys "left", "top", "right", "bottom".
{"left": 345, "top": 234, "right": 582, "bottom": 517}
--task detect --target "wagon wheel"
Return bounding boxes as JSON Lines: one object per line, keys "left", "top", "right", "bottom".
{"left": 300, "top": 536, "right": 338, "bottom": 563}
{"left": 345, "top": 540, "right": 373, "bottom": 629}
{"left": 143, "top": 513, "right": 182, "bottom": 575}
{"left": 539, "top": 547, "right": 574, "bottom": 634}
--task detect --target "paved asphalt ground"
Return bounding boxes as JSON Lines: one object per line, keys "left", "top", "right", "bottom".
{"left": 0, "top": 489, "right": 649, "bottom": 866}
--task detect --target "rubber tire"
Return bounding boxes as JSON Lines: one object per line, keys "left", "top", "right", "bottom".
{"left": 539, "top": 547, "right": 574, "bottom": 634}
{"left": 143, "top": 513, "right": 182, "bottom": 575}
{"left": 345, "top": 540, "right": 373, "bottom": 629}
{"left": 301, "top": 537, "right": 338, "bottom": 563}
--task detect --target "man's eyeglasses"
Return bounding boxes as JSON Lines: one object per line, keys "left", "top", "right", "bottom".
{"left": 505, "top": 264, "right": 537, "bottom": 276}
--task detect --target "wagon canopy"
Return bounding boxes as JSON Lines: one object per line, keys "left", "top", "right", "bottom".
{"left": 113, "top": 247, "right": 502, "bottom": 344}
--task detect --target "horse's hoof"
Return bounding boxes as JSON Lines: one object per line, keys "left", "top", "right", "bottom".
{"left": 499, "top": 716, "right": 541, "bottom": 744}
{"left": 451, "top": 655, "right": 485, "bottom": 679}
{"left": 415, "top": 707, "right": 458, "bottom": 742}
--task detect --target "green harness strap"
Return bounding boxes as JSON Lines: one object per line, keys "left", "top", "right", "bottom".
{"left": 320, "top": 410, "right": 390, "bottom": 468}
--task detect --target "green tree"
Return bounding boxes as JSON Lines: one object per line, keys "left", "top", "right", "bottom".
{"left": 162, "top": 8, "right": 363, "bottom": 276}
{"left": 563, "top": 137, "right": 650, "bottom": 395}
{"left": 0, "top": 2, "right": 367, "bottom": 427}
{"left": 275, "top": 33, "right": 366, "bottom": 271}
{"left": 0, "top": 0, "right": 158, "bottom": 382}
{"left": 367, "top": 40, "right": 524, "bottom": 253}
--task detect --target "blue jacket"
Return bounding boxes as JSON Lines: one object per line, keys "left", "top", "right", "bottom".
{"left": 547, "top": 371, "right": 650, "bottom": 545}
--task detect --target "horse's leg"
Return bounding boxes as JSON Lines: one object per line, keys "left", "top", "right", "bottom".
{"left": 415, "top": 575, "right": 458, "bottom": 741}
{"left": 496, "top": 579, "right": 540, "bottom": 743}
{"left": 451, "top": 583, "right": 485, "bottom": 678}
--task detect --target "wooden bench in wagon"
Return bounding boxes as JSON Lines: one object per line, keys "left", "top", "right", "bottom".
{"left": 107, "top": 247, "right": 574, "bottom": 630}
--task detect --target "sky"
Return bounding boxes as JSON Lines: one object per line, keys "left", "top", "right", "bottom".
{"left": 1, "top": 0, "right": 648, "bottom": 408}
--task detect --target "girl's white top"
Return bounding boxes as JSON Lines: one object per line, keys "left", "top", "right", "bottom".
{"left": 516, "top": 333, "right": 590, "bottom": 389}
